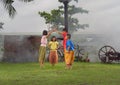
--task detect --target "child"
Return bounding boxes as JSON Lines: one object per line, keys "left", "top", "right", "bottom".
{"left": 39, "top": 30, "right": 53, "bottom": 68}
{"left": 57, "top": 28, "right": 68, "bottom": 52}
{"left": 65, "top": 34, "right": 74, "bottom": 69}
{"left": 48, "top": 36, "right": 59, "bottom": 66}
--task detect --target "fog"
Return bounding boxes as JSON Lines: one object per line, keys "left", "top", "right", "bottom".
{"left": 0, "top": 0, "right": 120, "bottom": 34}
{"left": 0, "top": 0, "right": 120, "bottom": 48}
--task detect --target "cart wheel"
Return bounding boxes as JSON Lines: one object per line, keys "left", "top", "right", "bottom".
{"left": 98, "top": 45, "right": 116, "bottom": 63}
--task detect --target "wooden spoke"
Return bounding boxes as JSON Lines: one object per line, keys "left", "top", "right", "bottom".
{"left": 108, "top": 47, "right": 112, "bottom": 52}
{"left": 100, "top": 49, "right": 106, "bottom": 54}
{"left": 105, "top": 46, "right": 108, "bottom": 52}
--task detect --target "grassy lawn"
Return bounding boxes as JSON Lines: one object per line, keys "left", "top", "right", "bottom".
{"left": 0, "top": 62, "right": 120, "bottom": 85}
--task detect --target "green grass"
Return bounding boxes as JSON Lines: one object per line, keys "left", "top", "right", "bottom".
{"left": 0, "top": 62, "right": 120, "bottom": 85}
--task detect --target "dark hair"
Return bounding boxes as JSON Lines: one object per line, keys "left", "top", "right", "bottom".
{"left": 51, "top": 36, "right": 57, "bottom": 41}
{"left": 67, "top": 34, "right": 71, "bottom": 39}
{"left": 62, "top": 28, "right": 67, "bottom": 32}
{"left": 42, "top": 30, "right": 48, "bottom": 35}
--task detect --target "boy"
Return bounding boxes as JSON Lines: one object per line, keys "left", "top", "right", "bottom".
{"left": 65, "top": 34, "right": 74, "bottom": 69}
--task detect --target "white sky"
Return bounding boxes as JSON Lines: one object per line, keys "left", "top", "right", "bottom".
{"left": 0, "top": 0, "right": 120, "bottom": 34}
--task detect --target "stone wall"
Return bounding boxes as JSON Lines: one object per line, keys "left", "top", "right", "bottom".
{"left": 0, "top": 34, "right": 105, "bottom": 63}
{"left": 3, "top": 35, "right": 41, "bottom": 63}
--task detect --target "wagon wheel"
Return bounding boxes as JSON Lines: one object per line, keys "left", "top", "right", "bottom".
{"left": 98, "top": 45, "right": 116, "bottom": 63}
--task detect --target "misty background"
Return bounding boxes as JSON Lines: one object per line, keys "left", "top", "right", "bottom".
{"left": 0, "top": 0, "right": 120, "bottom": 34}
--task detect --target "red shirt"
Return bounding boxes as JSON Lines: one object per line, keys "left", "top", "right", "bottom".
{"left": 62, "top": 32, "right": 67, "bottom": 49}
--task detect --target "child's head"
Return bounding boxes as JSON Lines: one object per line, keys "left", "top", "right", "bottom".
{"left": 42, "top": 30, "right": 48, "bottom": 35}
{"left": 67, "top": 34, "right": 71, "bottom": 39}
{"left": 62, "top": 28, "right": 67, "bottom": 32}
{"left": 51, "top": 36, "right": 57, "bottom": 41}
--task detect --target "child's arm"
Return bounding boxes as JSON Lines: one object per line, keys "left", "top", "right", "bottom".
{"left": 67, "top": 46, "right": 70, "bottom": 53}
{"left": 57, "top": 31, "right": 63, "bottom": 35}
{"left": 66, "top": 40, "right": 71, "bottom": 53}
{"left": 54, "top": 28, "right": 62, "bottom": 35}
{"left": 46, "top": 28, "right": 57, "bottom": 38}
{"left": 46, "top": 30, "right": 53, "bottom": 38}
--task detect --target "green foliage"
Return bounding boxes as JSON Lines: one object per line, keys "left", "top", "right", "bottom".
{"left": 59, "top": 0, "right": 78, "bottom": 3}
{"left": 74, "top": 0, "right": 78, "bottom": 2}
{"left": 1, "top": 0, "right": 33, "bottom": 18}
{"left": 39, "top": 1, "right": 89, "bottom": 33}
{"left": 0, "top": 22, "right": 4, "bottom": 29}
{"left": 39, "top": 9, "right": 65, "bottom": 31}
{"left": 1, "top": 0, "right": 16, "bottom": 18}
{"left": 68, "top": 5, "right": 88, "bottom": 15}
{"left": 39, "top": 11, "right": 52, "bottom": 24}
{"left": 19, "top": 0, "right": 33, "bottom": 2}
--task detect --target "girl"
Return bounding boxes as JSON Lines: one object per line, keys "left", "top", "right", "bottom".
{"left": 39, "top": 30, "right": 53, "bottom": 67}
{"left": 49, "top": 36, "right": 59, "bottom": 66}
{"left": 65, "top": 34, "right": 74, "bottom": 69}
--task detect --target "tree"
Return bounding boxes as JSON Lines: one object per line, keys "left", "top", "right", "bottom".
{"left": 38, "top": 0, "right": 89, "bottom": 33}
{"left": 0, "top": 0, "right": 33, "bottom": 18}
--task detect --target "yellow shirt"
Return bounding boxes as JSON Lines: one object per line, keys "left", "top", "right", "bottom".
{"left": 49, "top": 41, "right": 59, "bottom": 50}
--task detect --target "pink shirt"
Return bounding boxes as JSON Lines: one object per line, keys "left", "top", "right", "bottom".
{"left": 41, "top": 35, "right": 47, "bottom": 47}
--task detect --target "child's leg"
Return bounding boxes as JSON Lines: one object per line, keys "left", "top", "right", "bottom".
{"left": 49, "top": 51, "right": 55, "bottom": 66}
{"left": 65, "top": 64, "right": 71, "bottom": 69}
{"left": 39, "top": 46, "right": 46, "bottom": 67}
{"left": 65, "top": 51, "right": 70, "bottom": 69}
{"left": 49, "top": 51, "right": 52, "bottom": 64}
{"left": 40, "top": 52, "right": 45, "bottom": 67}
{"left": 66, "top": 51, "right": 74, "bottom": 69}
{"left": 52, "top": 51, "right": 58, "bottom": 66}
{"left": 54, "top": 50, "right": 58, "bottom": 64}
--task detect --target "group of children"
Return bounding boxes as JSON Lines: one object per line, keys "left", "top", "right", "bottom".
{"left": 38, "top": 28, "right": 74, "bottom": 69}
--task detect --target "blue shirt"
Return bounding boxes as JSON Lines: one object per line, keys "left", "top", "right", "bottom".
{"left": 66, "top": 39, "right": 74, "bottom": 51}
